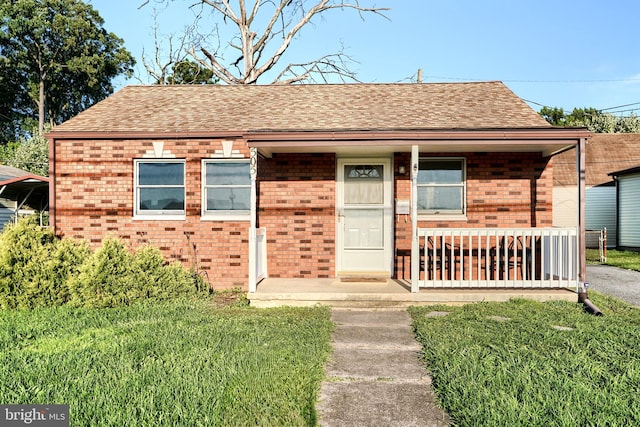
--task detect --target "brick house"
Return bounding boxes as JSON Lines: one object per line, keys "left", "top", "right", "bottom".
{"left": 47, "top": 82, "right": 590, "bottom": 294}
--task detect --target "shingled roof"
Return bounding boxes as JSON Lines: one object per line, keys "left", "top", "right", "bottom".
{"left": 51, "top": 81, "right": 551, "bottom": 134}
{"left": 553, "top": 133, "right": 640, "bottom": 187}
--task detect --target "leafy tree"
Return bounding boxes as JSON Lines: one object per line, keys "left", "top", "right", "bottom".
{"left": 0, "top": 130, "right": 49, "bottom": 176}
{"left": 0, "top": 0, "right": 136, "bottom": 137}
{"left": 538, "top": 106, "right": 568, "bottom": 126}
{"left": 141, "top": 0, "right": 388, "bottom": 84}
{"left": 539, "top": 106, "right": 640, "bottom": 133}
{"left": 168, "top": 59, "right": 217, "bottom": 84}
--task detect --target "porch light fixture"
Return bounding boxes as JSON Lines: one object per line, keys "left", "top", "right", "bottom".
{"left": 398, "top": 164, "right": 406, "bottom": 175}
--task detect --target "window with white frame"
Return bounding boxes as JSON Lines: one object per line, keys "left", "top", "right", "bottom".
{"left": 202, "top": 160, "right": 250, "bottom": 217}
{"left": 135, "top": 160, "right": 185, "bottom": 216}
{"left": 417, "top": 158, "right": 466, "bottom": 214}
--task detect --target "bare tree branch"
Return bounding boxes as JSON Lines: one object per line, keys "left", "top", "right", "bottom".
{"left": 273, "top": 50, "right": 361, "bottom": 84}
{"left": 197, "top": 47, "right": 241, "bottom": 84}
{"left": 142, "top": 0, "right": 389, "bottom": 84}
{"left": 139, "top": 10, "right": 191, "bottom": 84}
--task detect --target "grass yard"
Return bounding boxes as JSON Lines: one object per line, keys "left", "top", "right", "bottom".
{"left": 600, "top": 249, "right": 640, "bottom": 271}
{"left": 410, "top": 293, "right": 640, "bottom": 427}
{"left": 587, "top": 247, "right": 640, "bottom": 271}
{"left": 0, "top": 300, "right": 333, "bottom": 426}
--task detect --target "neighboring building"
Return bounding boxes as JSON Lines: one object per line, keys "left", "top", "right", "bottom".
{"left": 609, "top": 166, "right": 640, "bottom": 250}
{"left": 47, "top": 82, "right": 589, "bottom": 292}
{"left": 0, "top": 165, "right": 49, "bottom": 229}
{"left": 553, "top": 133, "right": 640, "bottom": 248}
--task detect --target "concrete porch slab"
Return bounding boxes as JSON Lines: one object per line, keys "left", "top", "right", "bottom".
{"left": 248, "top": 278, "right": 578, "bottom": 308}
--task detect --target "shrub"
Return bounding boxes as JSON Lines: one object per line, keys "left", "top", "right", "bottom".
{"left": 131, "top": 245, "right": 207, "bottom": 300}
{"left": 0, "top": 217, "right": 88, "bottom": 309}
{"left": 0, "top": 218, "right": 210, "bottom": 310}
{"left": 68, "top": 240, "right": 209, "bottom": 308}
{"left": 68, "top": 238, "right": 138, "bottom": 308}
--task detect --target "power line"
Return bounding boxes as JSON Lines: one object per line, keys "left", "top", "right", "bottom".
{"left": 427, "top": 76, "right": 640, "bottom": 84}
{"left": 600, "top": 102, "right": 640, "bottom": 111}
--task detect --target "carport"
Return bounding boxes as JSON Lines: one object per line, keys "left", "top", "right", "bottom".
{"left": 0, "top": 167, "right": 49, "bottom": 228}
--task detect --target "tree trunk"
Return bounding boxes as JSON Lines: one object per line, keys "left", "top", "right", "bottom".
{"left": 38, "top": 79, "right": 45, "bottom": 134}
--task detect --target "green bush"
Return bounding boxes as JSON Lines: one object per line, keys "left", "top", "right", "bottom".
{"left": 0, "top": 218, "right": 209, "bottom": 310}
{"left": 68, "top": 240, "right": 208, "bottom": 308}
{"left": 0, "top": 217, "right": 88, "bottom": 309}
{"left": 68, "top": 238, "right": 138, "bottom": 308}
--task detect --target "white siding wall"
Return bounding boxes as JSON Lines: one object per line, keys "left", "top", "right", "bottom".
{"left": 618, "top": 173, "right": 640, "bottom": 249}
{"left": 554, "top": 186, "right": 617, "bottom": 248}
{"left": 586, "top": 186, "right": 616, "bottom": 248}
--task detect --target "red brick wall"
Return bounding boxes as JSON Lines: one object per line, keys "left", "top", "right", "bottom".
{"left": 52, "top": 137, "right": 251, "bottom": 289}
{"left": 393, "top": 152, "right": 553, "bottom": 279}
{"left": 53, "top": 141, "right": 552, "bottom": 286}
{"left": 257, "top": 153, "right": 336, "bottom": 278}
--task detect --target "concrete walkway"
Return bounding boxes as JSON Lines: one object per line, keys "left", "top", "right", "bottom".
{"left": 316, "top": 309, "right": 450, "bottom": 427}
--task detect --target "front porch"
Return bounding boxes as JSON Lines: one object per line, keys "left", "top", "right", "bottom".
{"left": 248, "top": 277, "right": 577, "bottom": 308}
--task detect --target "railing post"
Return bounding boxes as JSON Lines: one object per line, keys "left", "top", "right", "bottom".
{"left": 248, "top": 147, "right": 258, "bottom": 293}
{"left": 410, "top": 145, "right": 420, "bottom": 292}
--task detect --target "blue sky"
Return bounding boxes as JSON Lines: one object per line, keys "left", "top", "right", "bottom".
{"left": 90, "top": 0, "right": 640, "bottom": 114}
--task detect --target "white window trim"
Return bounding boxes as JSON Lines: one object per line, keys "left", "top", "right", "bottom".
{"left": 133, "top": 159, "right": 186, "bottom": 220}
{"left": 417, "top": 157, "right": 467, "bottom": 218}
{"left": 201, "top": 159, "right": 251, "bottom": 221}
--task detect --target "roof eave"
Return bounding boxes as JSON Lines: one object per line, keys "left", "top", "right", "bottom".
{"left": 247, "top": 128, "right": 591, "bottom": 157}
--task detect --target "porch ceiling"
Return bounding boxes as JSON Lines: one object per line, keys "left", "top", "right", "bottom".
{"left": 247, "top": 128, "right": 590, "bottom": 157}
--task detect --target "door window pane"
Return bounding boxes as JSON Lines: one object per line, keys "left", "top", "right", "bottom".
{"left": 344, "top": 165, "right": 383, "bottom": 204}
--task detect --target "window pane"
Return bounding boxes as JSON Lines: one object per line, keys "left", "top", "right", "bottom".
{"left": 207, "top": 187, "right": 250, "bottom": 211}
{"left": 346, "top": 165, "right": 382, "bottom": 179}
{"left": 417, "top": 187, "right": 462, "bottom": 211}
{"left": 344, "top": 165, "right": 383, "bottom": 204}
{"left": 206, "top": 163, "right": 250, "bottom": 185}
{"left": 139, "top": 162, "right": 184, "bottom": 185}
{"left": 418, "top": 160, "right": 462, "bottom": 184}
{"left": 139, "top": 188, "right": 185, "bottom": 211}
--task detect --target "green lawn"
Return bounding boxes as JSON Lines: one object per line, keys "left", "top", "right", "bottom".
{"left": 410, "top": 293, "right": 640, "bottom": 427}
{"left": 0, "top": 300, "right": 333, "bottom": 426}
{"left": 601, "top": 249, "right": 640, "bottom": 271}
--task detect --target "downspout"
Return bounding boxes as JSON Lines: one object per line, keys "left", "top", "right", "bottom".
{"left": 576, "top": 137, "right": 602, "bottom": 315}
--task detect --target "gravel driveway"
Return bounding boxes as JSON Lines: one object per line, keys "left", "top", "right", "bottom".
{"left": 586, "top": 264, "right": 640, "bottom": 307}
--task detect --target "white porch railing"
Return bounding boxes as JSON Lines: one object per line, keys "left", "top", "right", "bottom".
{"left": 255, "top": 227, "right": 267, "bottom": 283}
{"left": 248, "top": 227, "right": 267, "bottom": 293}
{"left": 418, "top": 227, "right": 578, "bottom": 288}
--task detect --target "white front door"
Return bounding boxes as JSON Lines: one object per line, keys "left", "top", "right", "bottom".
{"left": 337, "top": 158, "right": 393, "bottom": 275}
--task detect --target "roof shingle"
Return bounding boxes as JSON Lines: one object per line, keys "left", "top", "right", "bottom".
{"left": 51, "top": 81, "right": 550, "bottom": 134}
{"left": 553, "top": 133, "right": 640, "bottom": 186}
